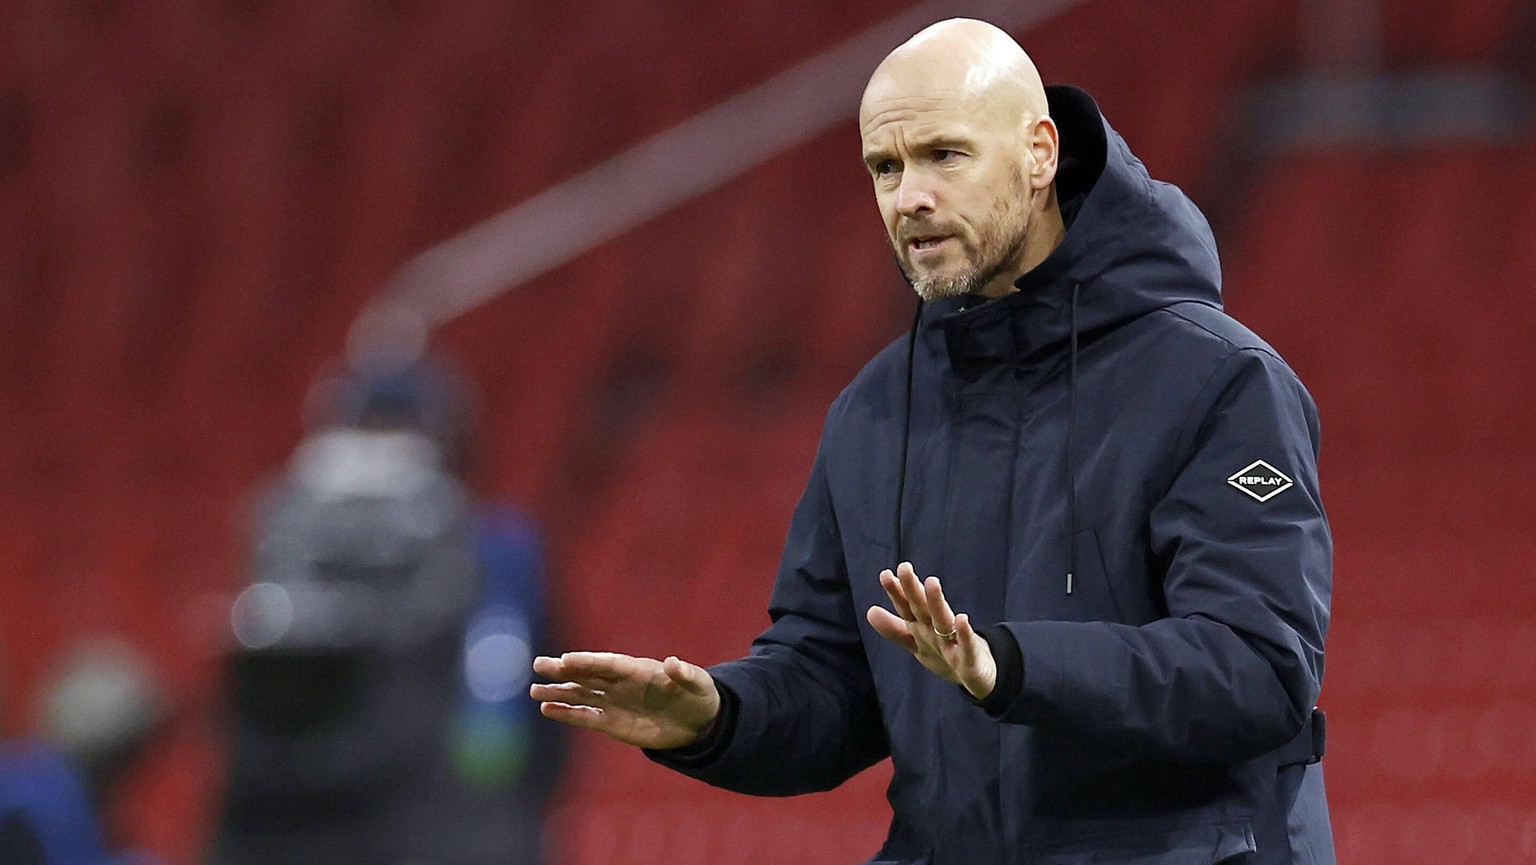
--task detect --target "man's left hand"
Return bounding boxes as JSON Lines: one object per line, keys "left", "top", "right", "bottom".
{"left": 867, "top": 561, "right": 997, "bottom": 700}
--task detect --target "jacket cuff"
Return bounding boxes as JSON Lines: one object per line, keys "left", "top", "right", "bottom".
{"left": 643, "top": 676, "right": 740, "bottom": 769}
{"left": 964, "top": 625, "right": 1024, "bottom": 717}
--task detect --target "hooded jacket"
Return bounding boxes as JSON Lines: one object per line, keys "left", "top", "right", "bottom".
{"left": 650, "top": 85, "right": 1334, "bottom": 865}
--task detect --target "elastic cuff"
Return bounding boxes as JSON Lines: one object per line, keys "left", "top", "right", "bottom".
{"left": 643, "top": 677, "right": 739, "bottom": 768}
{"left": 962, "top": 625, "right": 1024, "bottom": 717}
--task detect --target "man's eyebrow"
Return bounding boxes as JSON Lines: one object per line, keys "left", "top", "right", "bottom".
{"left": 863, "top": 134, "right": 978, "bottom": 164}
{"left": 913, "top": 133, "right": 977, "bottom": 152}
{"left": 863, "top": 132, "right": 976, "bottom": 160}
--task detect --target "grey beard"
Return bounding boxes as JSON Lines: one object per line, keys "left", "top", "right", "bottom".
{"left": 911, "top": 269, "right": 983, "bottom": 301}
{"left": 901, "top": 167, "right": 1034, "bottom": 302}
{"left": 904, "top": 233, "right": 1025, "bottom": 301}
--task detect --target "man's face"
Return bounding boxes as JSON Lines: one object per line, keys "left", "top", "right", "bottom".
{"left": 861, "top": 94, "right": 1034, "bottom": 301}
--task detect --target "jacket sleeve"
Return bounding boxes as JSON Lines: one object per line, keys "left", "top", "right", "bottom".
{"left": 646, "top": 437, "right": 890, "bottom": 794}
{"left": 993, "top": 348, "right": 1331, "bottom": 763}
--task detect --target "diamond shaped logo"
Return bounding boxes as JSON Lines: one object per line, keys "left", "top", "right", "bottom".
{"left": 1227, "top": 459, "right": 1294, "bottom": 502}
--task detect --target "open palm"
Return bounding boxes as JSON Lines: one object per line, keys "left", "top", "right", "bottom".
{"left": 530, "top": 651, "right": 721, "bottom": 750}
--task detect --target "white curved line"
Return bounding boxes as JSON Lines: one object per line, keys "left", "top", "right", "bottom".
{"left": 362, "top": 0, "right": 1084, "bottom": 333}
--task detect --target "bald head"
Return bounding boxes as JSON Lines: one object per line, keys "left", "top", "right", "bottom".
{"left": 860, "top": 18, "right": 1048, "bottom": 133}
{"left": 859, "top": 19, "right": 1063, "bottom": 301}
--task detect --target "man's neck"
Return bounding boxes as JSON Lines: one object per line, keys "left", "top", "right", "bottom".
{"left": 977, "top": 201, "right": 1067, "bottom": 299}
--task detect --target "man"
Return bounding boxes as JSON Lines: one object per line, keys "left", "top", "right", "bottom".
{"left": 533, "top": 18, "right": 1333, "bottom": 864}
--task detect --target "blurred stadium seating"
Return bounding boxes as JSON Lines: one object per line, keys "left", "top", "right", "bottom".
{"left": 1, "top": 1, "right": 1533, "bottom": 863}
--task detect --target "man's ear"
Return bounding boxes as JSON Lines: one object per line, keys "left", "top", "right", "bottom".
{"left": 1027, "top": 115, "right": 1059, "bottom": 191}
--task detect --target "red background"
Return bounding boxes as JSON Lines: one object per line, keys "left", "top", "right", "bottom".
{"left": 1, "top": 1, "right": 1533, "bottom": 862}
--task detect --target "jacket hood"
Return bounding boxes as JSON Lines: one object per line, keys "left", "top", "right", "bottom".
{"left": 933, "top": 85, "right": 1224, "bottom": 375}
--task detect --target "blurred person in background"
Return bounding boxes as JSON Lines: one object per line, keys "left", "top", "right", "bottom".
{"left": 209, "top": 355, "right": 564, "bottom": 865}
{"left": 1, "top": 640, "right": 168, "bottom": 865}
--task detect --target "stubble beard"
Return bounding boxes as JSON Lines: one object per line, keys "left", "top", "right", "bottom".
{"left": 899, "top": 172, "right": 1032, "bottom": 302}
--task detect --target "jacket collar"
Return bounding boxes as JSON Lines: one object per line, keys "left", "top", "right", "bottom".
{"left": 926, "top": 85, "right": 1224, "bottom": 383}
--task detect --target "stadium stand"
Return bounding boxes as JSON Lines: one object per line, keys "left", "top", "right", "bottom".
{"left": 1228, "top": 143, "right": 1536, "bottom": 863}
{"left": 0, "top": 0, "right": 1532, "bottom": 862}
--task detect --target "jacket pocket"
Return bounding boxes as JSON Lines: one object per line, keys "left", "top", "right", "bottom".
{"left": 1028, "top": 819, "right": 1256, "bottom": 864}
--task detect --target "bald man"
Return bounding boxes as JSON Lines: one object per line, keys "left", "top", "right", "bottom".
{"left": 534, "top": 19, "right": 1333, "bottom": 864}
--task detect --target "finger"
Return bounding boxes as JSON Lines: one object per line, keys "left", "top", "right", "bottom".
{"left": 663, "top": 656, "right": 713, "bottom": 697}
{"left": 549, "top": 651, "right": 635, "bottom": 683}
{"left": 897, "top": 562, "right": 933, "bottom": 627}
{"left": 867, "top": 606, "right": 918, "bottom": 651}
{"left": 955, "top": 613, "right": 978, "bottom": 665}
{"left": 533, "top": 654, "right": 592, "bottom": 681}
{"left": 538, "top": 701, "right": 609, "bottom": 730}
{"left": 529, "top": 681, "right": 606, "bottom": 709}
{"left": 539, "top": 652, "right": 650, "bottom": 691}
{"left": 533, "top": 669, "right": 625, "bottom": 692}
{"left": 532, "top": 655, "right": 564, "bottom": 678}
{"left": 530, "top": 681, "right": 604, "bottom": 700}
{"left": 925, "top": 576, "right": 957, "bottom": 637}
{"left": 880, "top": 569, "right": 916, "bottom": 621}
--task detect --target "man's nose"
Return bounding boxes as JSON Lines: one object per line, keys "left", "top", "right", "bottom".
{"left": 895, "top": 173, "right": 936, "bottom": 217}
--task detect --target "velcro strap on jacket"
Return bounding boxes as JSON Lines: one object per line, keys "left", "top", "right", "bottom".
{"left": 1276, "top": 708, "right": 1326, "bottom": 767}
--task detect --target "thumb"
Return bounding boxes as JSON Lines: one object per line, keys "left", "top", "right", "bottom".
{"left": 663, "top": 656, "right": 712, "bottom": 696}
{"left": 955, "top": 614, "right": 998, "bottom": 699}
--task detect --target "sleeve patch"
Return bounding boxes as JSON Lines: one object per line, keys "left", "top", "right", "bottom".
{"left": 1227, "top": 459, "right": 1294, "bottom": 502}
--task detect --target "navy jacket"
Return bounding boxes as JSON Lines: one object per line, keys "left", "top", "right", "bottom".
{"left": 651, "top": 86, "right": 1334, "bottom": 865}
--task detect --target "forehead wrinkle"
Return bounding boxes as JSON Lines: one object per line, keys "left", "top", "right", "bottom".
{"left": 860, "top": 94, "right": 947, "bottom": 132}
{"left": 860, "top": 95, "right": 980, "bottom": 144}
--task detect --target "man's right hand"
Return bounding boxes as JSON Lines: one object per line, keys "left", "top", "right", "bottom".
{"left": 530, "top": 652, "right": 721, "bottom": 750}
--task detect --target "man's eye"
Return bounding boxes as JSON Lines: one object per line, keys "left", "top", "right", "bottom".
{"left": 933, "top": 149, "right": 959, "bottom": 162}
{"left": 875, "top": 159, "right": 899, "bottom": 175}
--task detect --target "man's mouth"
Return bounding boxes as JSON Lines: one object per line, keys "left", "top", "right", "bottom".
{"left": 908, "top": 234, "right": 952, "bottom": 252}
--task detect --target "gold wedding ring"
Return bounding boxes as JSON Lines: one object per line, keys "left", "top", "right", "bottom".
{"left": 933, "top": 625, "right": 958, "bottom": 641}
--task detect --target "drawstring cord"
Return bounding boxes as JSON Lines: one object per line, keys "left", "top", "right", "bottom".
{"left": 893, "top": 288, "right": 1078, "bottom": 592}
{"left": 1066, "top": 283, "right": 1080, "bottom": 595}
{"left": 894, "top": 298, "right": 924, "bottom": 562}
